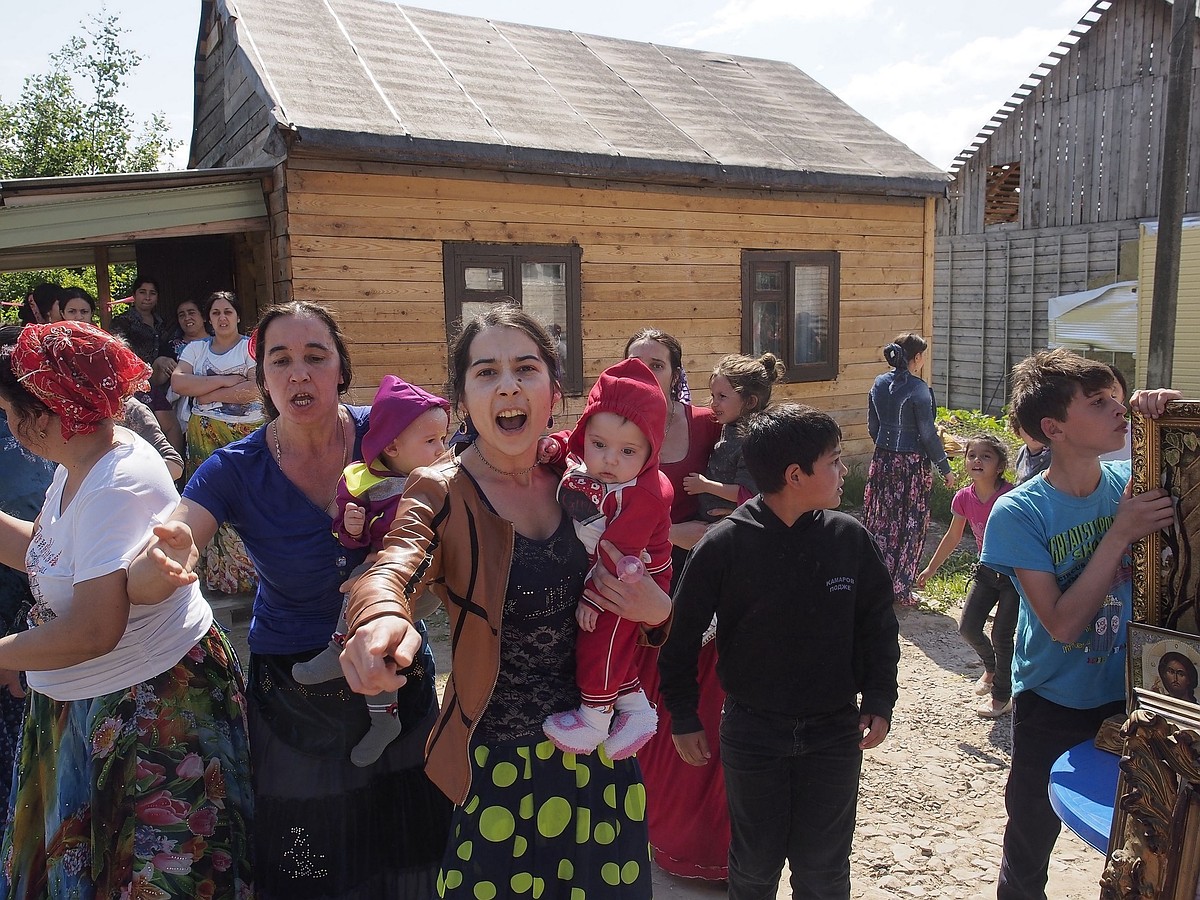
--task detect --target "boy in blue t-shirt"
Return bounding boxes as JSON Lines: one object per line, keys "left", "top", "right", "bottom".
{"left": 980, "top": 348, "right": 1177, "bottom": 900}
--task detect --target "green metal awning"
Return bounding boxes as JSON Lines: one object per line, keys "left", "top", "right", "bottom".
{"left": 0, "top": 170, "right": 270, "bottom": 272}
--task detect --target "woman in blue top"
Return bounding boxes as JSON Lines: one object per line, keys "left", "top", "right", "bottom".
{"left": 130, "top": 301, "right": 451, "bottom": 900}
{"left": 862, "top": 332, "right": 954, "bottom": 606}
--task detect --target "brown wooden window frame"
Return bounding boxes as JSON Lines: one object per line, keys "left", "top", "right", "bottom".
{"left": 443, "top": 242, "right": 584, "bottom": 395}
{"left": 741, "top": 251, "right": 840, "bottom": 383}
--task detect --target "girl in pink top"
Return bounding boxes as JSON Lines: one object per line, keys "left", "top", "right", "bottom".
{"left": 917, "top": 434, "right": 1017, "bottom": 718}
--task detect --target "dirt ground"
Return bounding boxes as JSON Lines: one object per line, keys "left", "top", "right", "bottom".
{"left": 222, "top": 527, "right": 1110, "bottom": 898}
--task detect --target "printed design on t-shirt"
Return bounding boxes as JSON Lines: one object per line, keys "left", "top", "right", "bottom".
{"left": 826, "top": 576, "right": 855, "bottom": 594}
{"left": 1048, "top": 512, "right": 1130, "bottom": 660}
{"left": 25, "top": 528, "right": 60, "bottom": 626}
{"left": 195, "top": 355, "right": 256, "bottom": 419}
{"left": 559, "top": 469, "right": 608, "bottom": 555}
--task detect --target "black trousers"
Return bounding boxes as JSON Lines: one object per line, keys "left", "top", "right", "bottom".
{"left": 997, "top": 691, "right": 1122, "bottom": 900}
{"left": 721, "top": 699, "right": 863, "bottom": 900}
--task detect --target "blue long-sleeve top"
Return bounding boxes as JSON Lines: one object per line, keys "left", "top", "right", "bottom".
{"left": 867, "top": 370, "right": 951, "bottom": 476}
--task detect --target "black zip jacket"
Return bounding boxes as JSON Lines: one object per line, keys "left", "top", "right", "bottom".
{"left": 659, "top": 497, "right": 900, "bottom": 733}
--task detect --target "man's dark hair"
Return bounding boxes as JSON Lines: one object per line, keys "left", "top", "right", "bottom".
{"left": 742, "top": 403, "right": 842, "bottom": 493}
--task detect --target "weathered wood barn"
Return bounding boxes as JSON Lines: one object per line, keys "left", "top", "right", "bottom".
{"left": 188, "top": 0, "right": 948, "bottom": 455}
{"left": 934, "top": 0, "right": 1200, "bottom": 413}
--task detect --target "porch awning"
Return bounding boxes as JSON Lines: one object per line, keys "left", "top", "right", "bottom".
{"left": 0, "top": 170, "right": 270, "bottom": 272}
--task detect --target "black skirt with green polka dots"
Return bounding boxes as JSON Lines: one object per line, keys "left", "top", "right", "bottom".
{"left": 436, "top": 738, "right": 653, "bottom": 898}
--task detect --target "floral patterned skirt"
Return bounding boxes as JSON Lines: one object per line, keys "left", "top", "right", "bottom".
{"left": 186, "top": 415, "right": 261, "bottom": 595}
{"left": 0, "top": 625, "right": 254, "bottom": 900}
{"left": 861, "top": 448, "right": 934, "bottom": 606}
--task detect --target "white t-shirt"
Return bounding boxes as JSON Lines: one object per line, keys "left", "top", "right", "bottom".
{"left": 24, "top": 435, "right": 213, "bottom": 701}
{"left": 179, "top": 337, "right": 263, "bottom": 424}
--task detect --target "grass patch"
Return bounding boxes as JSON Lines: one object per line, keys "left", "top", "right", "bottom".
{"left": 841, "top": 465, "right": 867, "bottom": 510}
{"left": 917, "top": 549, "right": 977, "bottom": 615}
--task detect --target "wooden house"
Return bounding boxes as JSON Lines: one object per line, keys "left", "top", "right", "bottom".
{"left": 1138, "top": 217, "right": 1200, "bottom": 396}
{"left": 935, "top": 0, "right": 1200, "bottom": 413}
{"left": 186, "top": 0, "right": 947, "bottom": 456}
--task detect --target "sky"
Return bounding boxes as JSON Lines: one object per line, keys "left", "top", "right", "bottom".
{"left": 0, "top": 0, "right": 1098, "bottom": 172}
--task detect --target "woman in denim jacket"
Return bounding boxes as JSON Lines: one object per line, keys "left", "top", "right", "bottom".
{"left": 862, "top": 333, "right": 954, "bottom": 606}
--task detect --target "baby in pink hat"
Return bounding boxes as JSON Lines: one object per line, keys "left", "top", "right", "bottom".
{"left": 292, "top": 374, "right": 450, "bottom": 766}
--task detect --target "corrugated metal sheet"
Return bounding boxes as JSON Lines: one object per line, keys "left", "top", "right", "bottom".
{"left": 217, "top": 0, "right": 947, "bottom": 193}
{"left": 1138, "top": 220, "right": 1200, "bottom": 396}
{"left": 1048, "top": 281, "right": 1139, "bottom": 354}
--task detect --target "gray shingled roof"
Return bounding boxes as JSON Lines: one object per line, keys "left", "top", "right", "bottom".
{"left": 220, "top": 0, "right": 948, "bottom": 195}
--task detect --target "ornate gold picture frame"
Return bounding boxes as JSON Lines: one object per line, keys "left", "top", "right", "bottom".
{"left": 1105, "top": 403, "right": 1200, "bottom": 899}
{"left": 1102, "top": 711, "right": 1200, "bottom": 900}
{"left": 1130, "top": 401, "right": 1200, "bottom": 633}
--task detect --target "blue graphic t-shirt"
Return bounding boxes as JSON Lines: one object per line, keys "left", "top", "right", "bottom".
{"left": 980, "top": 460, "right": 1130, "bottom": 709}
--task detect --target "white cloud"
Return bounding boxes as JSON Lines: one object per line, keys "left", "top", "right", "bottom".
{"left": 838, "top": 24, "right": 1071, "bottom": 166}
{"left": 668, "top": 0, "right": 875, "bottom": 45}
{"left": 876, "top": 103, "right": 1014, "bottom": 170}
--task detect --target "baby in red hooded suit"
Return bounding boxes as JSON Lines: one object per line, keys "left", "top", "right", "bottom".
{"left": 540, "top": 357, "right": 673, "bottom": 759}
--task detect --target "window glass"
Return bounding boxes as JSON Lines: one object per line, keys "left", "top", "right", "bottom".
{"left": 464, "top": 267, "right": 507, "bottom": 292}
{"left": 522, "top": 262, "right": 568, "bottom": 375}
{"left": 751, "top": 300, "right": 783, "bottom": 359}
{"left": 792, "top": 267, "right": 829, "bottom": 366}
{"left": 755, "top": 270, "right": 783, "bottom": 292}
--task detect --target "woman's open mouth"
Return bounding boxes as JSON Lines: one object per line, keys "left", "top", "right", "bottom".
{"left": 292, "top": 393, "right": 315, "bottom": 407}
{"left": 497, "top": 410, "right": 527, "bottom": 432}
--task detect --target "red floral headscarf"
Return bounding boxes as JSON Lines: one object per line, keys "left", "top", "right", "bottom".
{"left": 12, "top": 322, "right": 151, "bottom": 440}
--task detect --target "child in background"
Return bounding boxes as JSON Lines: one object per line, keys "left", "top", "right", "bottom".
{"left": 917, "top": 434, "right": 1017, "bottom": 717}
{"left": 1010, "top": 408, "right": 1051, "bottom": 484}
{"left": 1100, "top": 365, "right": 1132, "bottom": 462}
{"left": 540, "top": 357, "right": 674, "bottom": 759}
{"left": 292, "top": 375, "right": 450, "bottom": 766}
{"left": 684, "top": 352, "right": 785, "bottom": 521}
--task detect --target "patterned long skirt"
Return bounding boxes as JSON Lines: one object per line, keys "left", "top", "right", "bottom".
{"left": 0, "top": 625, "right": 254, "bottom": 900}
{"left": 437, "top": 738, "right": 652, "bottom": 899}
{"left": 186, "top": 415, "right": 260, "bottom": 595}
{"left": 861, "top": 447, "right": 934, "bottom": 606}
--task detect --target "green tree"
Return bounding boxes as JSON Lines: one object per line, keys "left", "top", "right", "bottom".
{"left": 0, "top": 13, "right": 180, "bottom": 177}
{"left": 0, "top": 12, "right": 178, "bottom": 308}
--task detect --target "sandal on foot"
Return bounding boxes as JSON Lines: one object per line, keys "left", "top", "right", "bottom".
{"left": 976, "top": 698, "right": 1012, "bottom": 718}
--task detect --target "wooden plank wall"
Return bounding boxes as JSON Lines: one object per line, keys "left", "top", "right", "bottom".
{"left": 278, "top": 159, "right": 933, "bottom": 461}
{"left": 933, "top": 220, "right": 1141, "bottom": 413}
{"left": 191, "top": 8, "right": 279, "bottom": 169}
{"left": 939, "top": 0, "right": 1200, "bottom": 237}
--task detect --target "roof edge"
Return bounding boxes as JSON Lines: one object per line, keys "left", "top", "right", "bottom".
{"left": 949, "top": 0, "right": 1113, "bottom": 174}
{"left": 290, "top": 130, "right": 950, "bottom": 198}
{"left": 0, "top": 166, "right": 273, "bottom": 200}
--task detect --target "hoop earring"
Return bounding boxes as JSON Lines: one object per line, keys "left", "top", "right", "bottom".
{"left": 547, "top": 415, "right": 554, "bottom": 429}
{"left": 457, "top": 416, "right": 473, "bottom": 436}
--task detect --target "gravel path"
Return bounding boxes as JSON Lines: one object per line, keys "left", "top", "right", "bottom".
{"left": 222, "top": 578, "right": 1110, "bottom": 898}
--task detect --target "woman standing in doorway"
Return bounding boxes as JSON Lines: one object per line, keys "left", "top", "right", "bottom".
{"left": 110, "top": 275, "right": 184, "bottom": 452}
{"left": 862, "top": 332, "right": 954, "bottom": 606}
{"left": 171, "top": 291, "right": 262, "bottom": 593}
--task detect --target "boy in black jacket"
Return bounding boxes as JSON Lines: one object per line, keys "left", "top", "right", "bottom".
{"left": 659, "top": 403, "right": 899, "bottom": 900}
